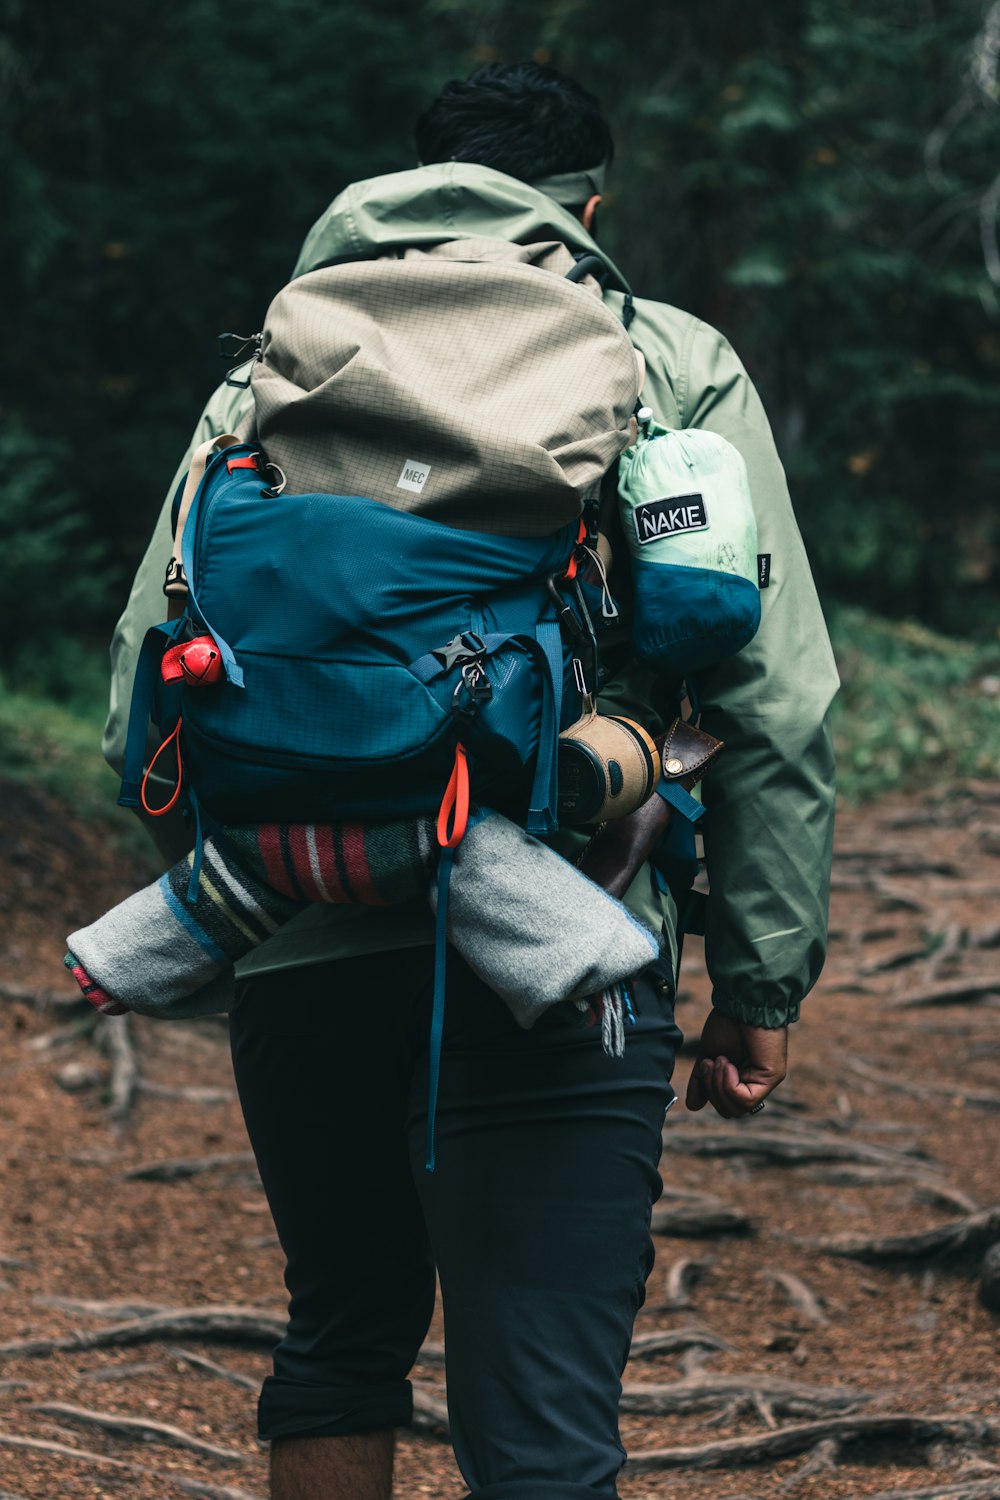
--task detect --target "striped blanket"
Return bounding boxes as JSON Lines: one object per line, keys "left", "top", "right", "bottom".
{"left": 65, "top": 810, "right": 660, "bottom": 1036}
{"left": 67, "top": 817, "right": 431, "bottom": 1018}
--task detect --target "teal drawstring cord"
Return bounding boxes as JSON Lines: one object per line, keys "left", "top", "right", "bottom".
{"left": 425, "top": 845, "right": 454, "bottom": 1172}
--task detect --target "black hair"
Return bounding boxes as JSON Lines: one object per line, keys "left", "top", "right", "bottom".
{"left": 415, "top": 62, "right": 613, "bottom": 188}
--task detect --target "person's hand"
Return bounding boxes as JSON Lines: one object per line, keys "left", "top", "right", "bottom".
{"left": 684, "top": 1007, "right": 788, "bottom": 1118}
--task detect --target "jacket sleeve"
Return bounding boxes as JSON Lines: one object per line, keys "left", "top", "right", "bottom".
{"left": 102, "top": 381, "right": 253, "bottom": 776}
{"left": 681, "top": 322, "right": 839, "bottom": 1028}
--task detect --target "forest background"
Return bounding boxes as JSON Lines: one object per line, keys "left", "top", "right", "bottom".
{"left": 1, "top": 0, "right": 999, "bottom": 810}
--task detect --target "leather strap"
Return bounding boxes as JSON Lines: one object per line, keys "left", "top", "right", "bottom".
{"left": 576, "top": 718, "right": 723, "bottom": 900}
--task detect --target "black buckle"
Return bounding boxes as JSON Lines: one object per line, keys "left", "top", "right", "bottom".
{"left": 431, "top": 632, "right": 487, "bottom": 673}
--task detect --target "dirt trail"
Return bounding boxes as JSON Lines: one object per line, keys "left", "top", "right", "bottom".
{"left": 0, "top": 779, "right": 998, "bottom": 1500}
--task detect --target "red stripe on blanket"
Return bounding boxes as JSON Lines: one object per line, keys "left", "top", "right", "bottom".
{"left": 340, "top": 823, "right": 388, "bottom": 906}
{"left": 257, "top": 824, "right": 294, "bottom": 897}
{"left": 311, "top": 822, "right": 346, "bottom": 902}
{"left": 287, "top": 824, "right": 322, "bottom": 902}
{"left": 69, "top": 962, "right": 128, "bottom": 1015}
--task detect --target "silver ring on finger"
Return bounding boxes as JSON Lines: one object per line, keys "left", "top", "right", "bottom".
{"left": 747, "top": 1101, "right": 766, "bottom": 1115}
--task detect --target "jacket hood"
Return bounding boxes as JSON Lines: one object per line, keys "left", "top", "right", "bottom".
{"left": 291, "top": 162, "right": 630, "bottom": 293}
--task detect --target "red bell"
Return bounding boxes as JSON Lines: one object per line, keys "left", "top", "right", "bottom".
{"left": 161, "top": 635, "right": 224, "bottom": 686}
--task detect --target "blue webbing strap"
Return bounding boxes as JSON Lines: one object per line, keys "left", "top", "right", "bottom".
{"left": 426, "top": 844, "right": 455, "bottom": 1173}
{"left": 409, "top": 632, "right": 515, "bottom": 685}
{"left": 118, "top": 618, "right": 187, "bottom": 807}
{"left": 526, "top": 621, "right": 564, "bottom": 835}
{"left": 654, "top": 778, "right": 704, "bottom": 936}
{"left": 655, "top": 779, "right": 705, "bottom": 823}
{"left": 185, "top": 786, "right": 205, "bottom": 906}
{"left": 180, "top": 453, "right": 244, "bottom": 689}
{"left": 410, "top": 628, "right": 565, "bottom": 836}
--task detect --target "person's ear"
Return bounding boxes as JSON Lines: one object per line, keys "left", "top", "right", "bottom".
{"left": 581, "top": 194, "right": 602, "bottom": 233}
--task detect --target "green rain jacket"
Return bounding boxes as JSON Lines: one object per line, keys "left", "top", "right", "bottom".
{"left": 103, "top": 163, "right": 838, "bottom": 1030}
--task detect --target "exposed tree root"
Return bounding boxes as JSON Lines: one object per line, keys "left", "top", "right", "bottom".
{"left": 123, "top": 1153, "right": 256, "bottom": 1182}
{"left": 780, "top": 1435, "right": 841, "bottom": 1487}
{"left": 0, "top": 1431, "right": 263, "bottom": 1498}
{"left": 411, "top": 1326, "right": 728, "bottom": 1370}
{"left": 137, "top": 1080, "right": 237, "bottom": 1105}
{"left": 766, "top": 1270, "right": 828, "bottom": 1325}
{"left": 0, "top": 1305, "right": 285, "bottom": 1359}
{"left": 887, "top": 978, "right": 1000, "bottom": 1009}
{"left": 979, "top": 1242, "right": 1000, "bottom": 1312}
{"left": 833, "top": 847, "right": 962, "bottom": 877}
{"left": 33, "top": 1295, "right": 168, "bottom": 1318}
{"left": 848, "top": 1058, "right": 1000, "bottom": 1111}
{"left": 0, "top": 984, "right": 68, "bottom": 1009}
{"left": 650, "top": 1199, "right": 752, "bottom": 1237}
{"left": 617, "top": 1373, "right": 866, "bottom": 1419}
{"left": 914, "top": 1184, "right": 981, "bottom": 1216}
{"left": 32, "top": 1400, "right": 251, "bottom": 1462}
{"left": 662, "top": 1255, "right": 713, "bottom": 1309}
{"left": 666, "top": 1121, "right": 933, "bottom": 1173}
{"left": 98, "top": 1013, "right": 139, "bottom": 1121}
{"left": 168, "top": 1347, "right": 260, "bottom": 1392}
{"left": 810, "top": 1206, "right": 1000, "bottom": 1263}
{"left": 859, "top": 944, "right": 936, "bottom": 977}
{"left": 0, "top": 1433, "right": 132, "bottom": 1469}
{"left": 629, "top": 1328, "right": 728, "bottom": 1357}
{"left": 864, "top": 1483, "right": 1000, "bottom": 1500}
{"left": 625, "top": 1413, "right": 1000, "bottom": 1473}
{"left": 828, "top": 876, "right": 928, "bottom": 912}
{"left": 807, "top": 1164, "right": 937, "bottom": 1188}
{"left": 410, "top": 1382, "right": 449, "bottom": 1437}
{"left": 79, "top": 1361, "right": 161, "bottom": 1383}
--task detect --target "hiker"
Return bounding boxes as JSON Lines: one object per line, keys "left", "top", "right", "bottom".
{"left": 103, "top": 62, "right": 838, "bottom": 1500}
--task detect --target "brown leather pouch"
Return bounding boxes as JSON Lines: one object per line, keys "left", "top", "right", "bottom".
{"left": 576, "top": 718, "right": 723, "bottom": 900}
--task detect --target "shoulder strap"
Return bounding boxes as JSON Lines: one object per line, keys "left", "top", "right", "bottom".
{"left": 165, "top": 434, "right": 241, "bottom": 617}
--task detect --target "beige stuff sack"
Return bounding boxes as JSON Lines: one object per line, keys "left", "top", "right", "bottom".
{"left": 243, "top": 238, "right": 639, "bottom": 537}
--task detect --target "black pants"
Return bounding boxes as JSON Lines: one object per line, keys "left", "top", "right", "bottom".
{"left": 229, "top": 944, "right": 681, "bottom": 1499}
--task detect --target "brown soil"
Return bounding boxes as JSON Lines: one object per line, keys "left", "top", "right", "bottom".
{"left": 1, "top": 778, "right": 999, "bottom": 1500}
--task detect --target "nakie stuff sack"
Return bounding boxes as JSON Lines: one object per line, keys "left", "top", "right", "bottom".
{"left": 617, "top": 417, "right": 761, "bottom": 678}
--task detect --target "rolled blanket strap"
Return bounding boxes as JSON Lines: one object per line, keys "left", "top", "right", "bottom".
{"left": 66, "top": 810, "right": 659, "bottom": 1044}
{"left": 66, "top": 818, "right": 433, "bottom": 1018}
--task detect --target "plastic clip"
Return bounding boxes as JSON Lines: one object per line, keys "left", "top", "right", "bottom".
{"left": 546, "top": 574, "right": 586, "bottom": 641}
{"left": 218, "top": 331, "right": 263, "bottom": 388}
{"left": 452, "top": 661, "right": 492, "bottom": 720}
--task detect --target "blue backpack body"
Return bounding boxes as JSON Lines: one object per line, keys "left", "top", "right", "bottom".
{"left": 120, "top": 444, "right": 582, "bottom": 835}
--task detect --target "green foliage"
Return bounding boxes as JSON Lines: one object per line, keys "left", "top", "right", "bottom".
{"left": 0, "top": 421, "right": 112, "bottom": 678}
{"left": 0, "top": 0, "right": 997, "bottom": 649}
{"left": 0, "top": 669, "right": 156, "bottom": 870}
{"left": 829, "top": 604, "right": 1000, "bottom": 798}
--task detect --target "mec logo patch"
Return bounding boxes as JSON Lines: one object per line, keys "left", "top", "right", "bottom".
{"left": 396, "top": 459, "right": 432, "bottom": 494}
{"left": 632, "top": 493, "right": 708, "bottom": 546}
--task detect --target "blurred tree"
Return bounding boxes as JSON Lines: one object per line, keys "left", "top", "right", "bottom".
{"left": 0, "top": 0, "right": 997, "bottom": 671}
{"left": 0, "top": 0, "right": 455, "bottom": 647}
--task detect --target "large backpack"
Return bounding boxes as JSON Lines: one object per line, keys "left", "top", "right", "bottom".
{"left": 119, "top": 240, "right": 641, "bottom": 844}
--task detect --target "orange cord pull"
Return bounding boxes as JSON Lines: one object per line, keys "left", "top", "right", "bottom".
{"left": 563, "top": 516, "right": 589, "bottom": 582}
{"left": 436, "top": 742, "right": 470, "bottom": 849}
{"left": 141, "top": 717, "right": 184, "bottom": 816}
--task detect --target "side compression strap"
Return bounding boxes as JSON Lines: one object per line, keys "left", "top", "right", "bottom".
{"left": 426, "top": 843, "right": 454, "bottom": 1173}
{"left": 526, "top": 621, "right": 564, "bottom": 836}
{"left": 409, "top": 629, "right": 566, "bottom": 835}
{"left": 179, "top": 447, "right": 247, "bottom": 689}
{"left": 119, "top": 618, "right": 188, "bottom": 807}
